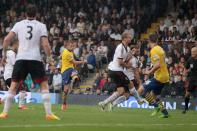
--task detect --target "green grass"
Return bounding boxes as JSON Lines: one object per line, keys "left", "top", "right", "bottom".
{"left": 0, "top": 104, "right": 197, "bottom": 131}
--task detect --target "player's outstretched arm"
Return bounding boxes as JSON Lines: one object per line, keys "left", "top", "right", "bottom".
{"left": 144, "top": 60, "right": 160, "bottom": 75}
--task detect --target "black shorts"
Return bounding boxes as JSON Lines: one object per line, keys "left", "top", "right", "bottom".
{"left": 108, "top": 70, "right": 130, "bottom": 92}
{"left": 187, "top": 78, "right": 197, "bottom": 92}
{"left": 12, "top": 60, "right": 47, "bottom": 84}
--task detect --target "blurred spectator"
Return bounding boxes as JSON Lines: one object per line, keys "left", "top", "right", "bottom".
{"left": 52, "top": 68, "right": 62, "bottom": 93}
{"left": 87, "top": 50, "right": 96, "bottom": 72}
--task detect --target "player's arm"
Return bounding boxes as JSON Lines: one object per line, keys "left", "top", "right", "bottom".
{"left": 146, "top": 61, "right": 160, "bottom": 75}
{"left": 72, "top": 59, "right": 86, "bottom": 65}
{"left": 134, "top": 67, "right": 141, "bottom": 84}
{"left": 64, "top": 52, "right": 86, "bottom": 65}
{"left": 118, "top": 58, "right": 132, "bottom": 68}
{"left": 40, "top": 24, "right": 52, "bottom": 60}
{"left": 2, "top": 32, "right": 15, "bottom": 58}
{"left": 41, "top": 37, "right": 52, "bottom": 57}
{"left": 144, "top": 54, "right": 160, "bottom": 75}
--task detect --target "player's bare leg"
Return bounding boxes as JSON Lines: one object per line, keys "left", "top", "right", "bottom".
{"left": 98, "top": 87, "right": 124, "bottom": 111}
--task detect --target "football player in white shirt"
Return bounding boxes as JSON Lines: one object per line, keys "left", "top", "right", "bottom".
{"left": 109, "top": 46, "right": 145, "bottom": 109}
{"left": 0, "top": 4, "right": 59, "bottom": 120}
{"left": 98, "top": 32, "right": 142, "bottom": 111}
{"left": 0, "top": 40, "right": 28, "bottom": 110}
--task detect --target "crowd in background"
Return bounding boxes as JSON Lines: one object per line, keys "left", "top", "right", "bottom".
{"left": 0, "top": 0, "right": 196, "bottom": 97}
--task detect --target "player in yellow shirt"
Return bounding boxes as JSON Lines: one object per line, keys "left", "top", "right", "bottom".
{"left": 61, "top": 40, "right": 86, "bottom": 111}
{"left": 138, "top": 34, "right": 169, "bottom": 118}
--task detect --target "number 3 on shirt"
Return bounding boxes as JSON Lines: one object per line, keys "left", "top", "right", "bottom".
{"left": 26, "top": 26, "right": 33, "bottom": 40}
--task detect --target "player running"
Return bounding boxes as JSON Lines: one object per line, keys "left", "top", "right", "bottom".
{"left": 61, "top": 39, "right": 86, "bottom": 111}
{"left": 137, "top": 34, "right": 169, "bottom": 118}
{"left": 108, "top": 45, "right": 144, "bottom": 110}
{"left": 98, "top": 32, "right": 143, "bottom": 111}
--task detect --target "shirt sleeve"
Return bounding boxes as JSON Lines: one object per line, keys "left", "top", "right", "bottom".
{"left": 11, "top": 23, "right": 19, "bottom": 35}
{"left": 40, "top": 24, "right": 48, "bottom": 37}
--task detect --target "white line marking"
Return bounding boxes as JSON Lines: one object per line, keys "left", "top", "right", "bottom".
{"left": 0, "top": 123, "right": 197, "bottom": 128}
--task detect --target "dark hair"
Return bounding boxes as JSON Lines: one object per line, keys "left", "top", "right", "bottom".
{"left": 149, "top": 34, "right": 158, "bottom": 43}
{"left": 26, "top": 4, "right": 37, "bottom": 18}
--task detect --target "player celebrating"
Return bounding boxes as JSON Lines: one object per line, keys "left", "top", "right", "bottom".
{"left": 98, "top": 32, "right": 143, "bottom": 111}
{"left": 61, "top": 40, "right": 86, "bottom": 111}
{"left": 0, "top": 4, "right": 59, "bottom": 120}
{"left": 0, "top": 40, "right": 28, "bottom": 110}
{"left": 137, "top": 34, "right": 169, "bottom": 118}
{"left": 182, "top": 46, "right": 197, "bottom": 114}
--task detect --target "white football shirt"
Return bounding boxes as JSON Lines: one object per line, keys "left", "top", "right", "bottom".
{"left": 108, "top": 43, "right": 130, "bottom": 71}
{"left": 124, "top": 56, "right": 138, "bottom": 81}
{"left": 11, "top": 19, "right": 48, "bottom": 61}
{"left": 4, "top": 50, "right": 16, "bottom": 80}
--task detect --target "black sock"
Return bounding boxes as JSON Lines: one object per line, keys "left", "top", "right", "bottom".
{"left": 185, "top": 97, "right": 190, "bottom": 110}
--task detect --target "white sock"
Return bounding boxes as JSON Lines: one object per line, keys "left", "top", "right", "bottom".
{"left": 3, "top": 91, "right": 15, "bottom": 113}
{"left": 103, "top": 92, "right": 119, "bottom": 105}
{"left": 130, "top": 88, "right": 141, "bottom": 101}
{"left": 42, "top": 92, "right": 52, "bottom": 115}
{"left": 112, "top": 96, "right": 127, "bottom": 106}
{"left": 19, "top": 91, "right": 26, "bottom": 107}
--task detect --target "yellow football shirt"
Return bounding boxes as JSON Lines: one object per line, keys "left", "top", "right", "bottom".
{"left": 150, "top": 45, "right": 169, "bottom": 83}
{"left": 61, "top": 49, "right": 74, "bottom": 73}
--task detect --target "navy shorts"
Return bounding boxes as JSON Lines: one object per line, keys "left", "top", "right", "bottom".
{"left": 143, "top": 78, "right": 166, "bottom": 95}
{"left": 62, "top": 68, "right": 78, "bottom": 86}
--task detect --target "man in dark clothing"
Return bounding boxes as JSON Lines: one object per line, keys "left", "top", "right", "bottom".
{"left": 182, "top": 46, "right": 197, "bottom": 114}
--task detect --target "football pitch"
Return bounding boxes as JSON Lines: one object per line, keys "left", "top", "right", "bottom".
{"left": 0, "top": 104, "right": 197, "bottom": 131}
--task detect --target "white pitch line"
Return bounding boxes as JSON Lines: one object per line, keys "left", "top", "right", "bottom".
{"left": 0, "top": 123, "right": 197, "bottom": 128}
